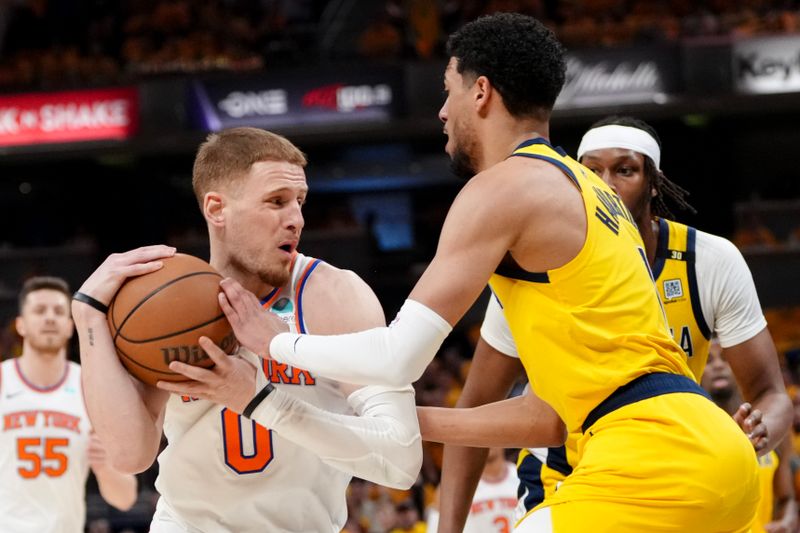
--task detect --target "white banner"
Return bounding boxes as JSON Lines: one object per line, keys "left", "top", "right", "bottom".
{"left": 733, "top": 35, "right": 800, "bottom": 94}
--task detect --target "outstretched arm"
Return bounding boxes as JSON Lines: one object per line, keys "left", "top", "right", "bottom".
{"left": 223, "top": 170, "right": 532, "bottom": 386}
{"left": 419, "top": 392, "right": 563, "bottom": 448}
{"left": 73, "top": 246, "right": 173, "bottom": 473}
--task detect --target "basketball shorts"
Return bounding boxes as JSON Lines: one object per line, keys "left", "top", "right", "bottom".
{"left": 515, "top": 392, "right": 759, "bottom": 533}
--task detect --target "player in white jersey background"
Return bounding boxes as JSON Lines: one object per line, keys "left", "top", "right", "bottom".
{"left": 72, "top": 128, "right": 422, "bottom": 533}
{"left": 426, "top": 447, "right": 519, "bottom": 533}
{"left": 0, "top": 276, "right": 137, "bottom": 533}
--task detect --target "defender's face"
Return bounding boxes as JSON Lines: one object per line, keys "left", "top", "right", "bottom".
{"left": 224, "top": 160, "right": 307, "bottom": 288}
{"left": 439, "top": 58, "right": 479, "bottom": 178}
{"left": 580, "top": 148, "right": 653, "bottom": 222}
{"left": 16, "top": 289, "right": 73, "bottom": 353}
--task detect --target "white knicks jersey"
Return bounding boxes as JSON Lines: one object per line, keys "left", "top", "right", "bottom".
{"left": 0, "top": 359, "right": 92, "bottom": 533}
{"left": 154, "top": 253, "right": 353, "bottom": 533}
{"left": 427, "top": 462, "right": 520, "bottom": 533}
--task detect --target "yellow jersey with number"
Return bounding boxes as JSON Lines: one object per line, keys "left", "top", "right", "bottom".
{"left": 488, "top": 138, "right": 691, "bottom": 434}
{"left": 653, "top": 218, "right": 712, "bottom": 380}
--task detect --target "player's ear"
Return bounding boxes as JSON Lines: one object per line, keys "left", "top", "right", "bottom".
{"left": 474, "top": 75, "right": 492, "bottom": 114}
{"left": 204, "top": 191, "right": 225, "bottom": 227}
{"left": 14, "top": 316, "right": 26, "bottom": 337}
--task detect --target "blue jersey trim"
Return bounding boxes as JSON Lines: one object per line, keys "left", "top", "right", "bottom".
{"left": 582, "top": 373, "right": 710, "bottom": 433}
{"left": 260, "top": 287, "right": 279, "bottom": 306}
{"left": 494, "top": 263, "right": 550, "bottom": 283}
{"left": 296, "top": 259, "right": 322, "bottom": 334}
{"left": 686, "top": 227, "right": 711, "bottom": 340}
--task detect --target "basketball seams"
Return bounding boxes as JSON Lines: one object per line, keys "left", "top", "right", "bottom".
{"left": 107, "top": 254, "right": 233, "bottom": 386}
{"left": 114, "top": 270, "right": 221, "bottom": 341}
{"left": 117, "top": 313, "right": 228, "bottom": 344}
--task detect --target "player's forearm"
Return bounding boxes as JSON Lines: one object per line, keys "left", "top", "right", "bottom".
{"left": 269, "top": 299, "right": 451, "bottom": 386}
{"left": 74, "top": 312, "right": 162, "bottom": 472}
{"left": 752, "top": 391, "right": 792, "bottom": 455}
{"left": 419, "top": 396, "right": 563, "bottom": 448}
{"left": 93, "top": 465, "right": 138, "bottom": 511}
{"left": 248, "top": 385, "right": 422, "bottom": 489}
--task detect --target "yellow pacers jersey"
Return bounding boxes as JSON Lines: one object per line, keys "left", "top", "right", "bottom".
{"left": 490, "top": 138, "right": 691, "bottom": 433}
{"left": 753, "top": 450, "right": 779, "bottom": 533}
{"left": 653, "top": 218, "right": 712, "bottom": 381}
{"left": 517, "top": 217, "right": 717, "bottom": 511}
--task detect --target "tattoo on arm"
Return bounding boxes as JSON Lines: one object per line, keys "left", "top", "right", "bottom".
{"left": 88, "top": 328, "right": 94, "bottom": 347}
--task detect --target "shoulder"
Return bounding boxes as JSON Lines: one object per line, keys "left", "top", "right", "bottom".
{"left": 302, "top": 260, "right": 374, "bottom": 297}
{"left": 455, "top": 157, "right": 573, "bottom": 222}
{"left": 694, "top": 229, "right": 749, "bottom": 268}
{"left": 297, "top": 260, "right": 385, "bottom": 333}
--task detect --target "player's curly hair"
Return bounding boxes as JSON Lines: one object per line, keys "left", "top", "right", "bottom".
{"left": 588, "top": 116, "right": 696, "bottom": 218}
{"left": 446, "top": 12, "right": 566, "bottom": 121}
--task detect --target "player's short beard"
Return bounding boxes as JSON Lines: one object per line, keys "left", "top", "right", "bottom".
{"left": 449, "top": 133, "right": 480, "bottom": 181}
{"left": 230, "top": 254, "right": 291, "bottom": 290}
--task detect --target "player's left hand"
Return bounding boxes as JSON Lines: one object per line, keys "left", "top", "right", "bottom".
{"left": 218, "top": 277, "right": 289, "bottom": 358}
{"left": 156, "top": 336, "right": 258, "bottom": 414}
{"left": 733, "top": 402, "right": 768, "bottom": 453}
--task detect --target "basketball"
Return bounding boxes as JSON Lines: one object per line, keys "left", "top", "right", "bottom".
{"left": 107, "top": 253, "right": 237, "bottom": 386}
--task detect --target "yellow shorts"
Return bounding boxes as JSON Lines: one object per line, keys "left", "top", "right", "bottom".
{"left": 518, "top": 392, "right": 759, "bottom": 533}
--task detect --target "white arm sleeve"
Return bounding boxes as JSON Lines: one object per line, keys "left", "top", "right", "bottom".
{"left": 270, "top": 299, "right": 452, "bottom": 386}
{"left": 695, "top": 231, "right": 767, "bottom": 348}
{"left": 249, "top": 385, "right": 422, "bottom": 489}
{"left": 479, "top": 294, "right": 519, "bottom": 357}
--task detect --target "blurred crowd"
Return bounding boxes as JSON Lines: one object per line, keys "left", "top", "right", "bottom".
{"left": 3, "top": 0, "right": 800, "bottom": 91}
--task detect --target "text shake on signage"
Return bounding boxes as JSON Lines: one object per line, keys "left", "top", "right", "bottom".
{"left": 0, "top": 88, "right": 138, "bottom": 147}
{"left": 734, "top": 35, "right": 800, "bottom": 94}
{"left": 189, "top": 69, "right": 400, "bottom": 131}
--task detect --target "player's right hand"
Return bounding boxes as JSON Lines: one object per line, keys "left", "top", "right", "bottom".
{"left": 74, "top": 245, "right": 176, "bottom": 316}
{"left": 733, "top": 402, "right": 769, "bottom": 453}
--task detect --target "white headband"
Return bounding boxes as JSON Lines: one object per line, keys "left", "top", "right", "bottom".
{"left": 577, "top": 125, "right": 661, "bottom": 170}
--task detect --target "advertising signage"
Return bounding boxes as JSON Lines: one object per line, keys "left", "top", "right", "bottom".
{"left": 555, "top": 46, "right": 680, "bottom": 109}
{"left": 733, "top": 35, "right": 800, "bottom": 94}
{"left": 189, "top": 68, "right": 402, "bottom": 131}
{"left": 0, "top": 88, "right": 138, "bottom": 147}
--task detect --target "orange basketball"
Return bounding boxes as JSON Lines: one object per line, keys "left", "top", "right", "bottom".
{"left": 107, "top": 253, "right": 236, "bottom": 386}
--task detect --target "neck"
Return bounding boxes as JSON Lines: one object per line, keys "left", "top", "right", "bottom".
{"left": 209, "top": 242, "right": 277, "bottom": 300}
{"left": 477, "top": 117, "right": 549, "bottom": 172}
{"left": 18, "top": 346, "right": 67, "bottom": 388}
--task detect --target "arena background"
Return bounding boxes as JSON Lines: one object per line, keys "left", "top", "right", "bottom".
{"left": 1, "top": 1, "right": 800, "bottom": 531}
